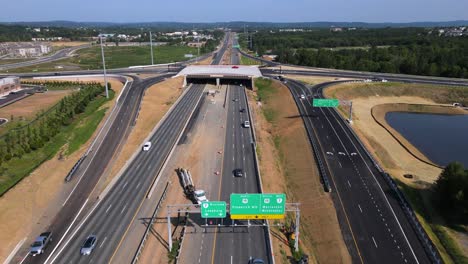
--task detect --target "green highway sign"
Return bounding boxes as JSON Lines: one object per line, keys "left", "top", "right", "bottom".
{"left": 201, "top": 201, "right": 226, "bottom": 218}
{"left": 233, "top": 44, "right": 240, "bottom": 48}
{"left": 312, "top": 99, "right": 340, "bottom": 107}
{"left": 230, "top": 193, "right": 286, "bottom": 219}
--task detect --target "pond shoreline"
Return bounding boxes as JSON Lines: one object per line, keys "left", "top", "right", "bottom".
{"left": 371, "top": 103, "right": 468, "bottom": 168}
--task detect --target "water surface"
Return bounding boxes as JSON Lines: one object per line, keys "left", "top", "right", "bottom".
{"left": 385, "top": 112, "right": 468, "bottom": 167}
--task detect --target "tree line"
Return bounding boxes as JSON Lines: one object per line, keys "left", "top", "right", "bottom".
{"left": 0, "top": 83, "right": 106, "bottom": 165}
{"left": 245, "top": 29, "right": 468, "bottom": 78}
{"left": 433, "top": 162, "right": 468, "bottom": 223}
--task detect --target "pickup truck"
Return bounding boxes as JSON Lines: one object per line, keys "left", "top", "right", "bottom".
{"left": 29, "top": 232, "right": 52, "bottom": 256}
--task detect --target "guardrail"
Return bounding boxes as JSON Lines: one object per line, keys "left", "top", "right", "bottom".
{"left": 317, "top": 82, "right": 443, "bottom": 263}
{"left": 64, "top": 155, "right": 87, "bottom": 182}
{"left": 132, "top": 182, "right": 170, "bottom": 264}
{"left": 285, "top": 79, "right": 332, "bottom": 192}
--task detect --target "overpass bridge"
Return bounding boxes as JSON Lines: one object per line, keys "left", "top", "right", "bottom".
{"left": 176, "top": 65, "right": 262, "bottom": 88}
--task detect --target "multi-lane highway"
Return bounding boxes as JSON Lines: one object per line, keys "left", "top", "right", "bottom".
{"left": 37, "top": 31, "right": 230, "bottom": 263}
{"left": 0, "top": 44, "right": 91, "bottom": 71}
{"left": 211, "top": 33, "right": 270, "bottom": 263}
{"left": 286, "top": 79, "right": 432, "bottom": 263}
{"left": 211, "top": 83, "right": 269, "bottom": 263}
{"left": 16, "top": 74, "right": 174, "bottom": 264}
{"left": 211, "top": 33, "right": 230, "bottom": 65}
{"left": 49, "top": 84, "right": 205, "bottom": 263}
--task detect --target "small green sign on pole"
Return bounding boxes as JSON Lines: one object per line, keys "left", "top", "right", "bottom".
{"left": 312, "top": 99, "right": 340, "bottom": 107}
{"left": 201, "top": 201, "right": 226, "bottom": 218}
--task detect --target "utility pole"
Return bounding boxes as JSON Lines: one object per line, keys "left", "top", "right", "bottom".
{"left": 149, "top": 31, "right": 154, "bottom": 65}
{"left": 99, "top": 35, "right": 109, "bottom": 99}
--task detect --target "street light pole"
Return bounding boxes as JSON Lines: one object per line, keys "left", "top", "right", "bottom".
{"left": 150, "top": 31, "right": 154, "bottom": 65}
{"left": 99, "top": 35, "right": 109, "bottom": 99}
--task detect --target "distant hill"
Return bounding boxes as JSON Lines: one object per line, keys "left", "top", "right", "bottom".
{"left": 1, "top": 20, "right": 467, "bottom": 29}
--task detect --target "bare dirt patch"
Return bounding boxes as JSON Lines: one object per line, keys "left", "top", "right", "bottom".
{"left": 0, "top": 91, "right": 71, "bottom": 119}
{"left": 192, "top": 56, "right": 213, "bottom": 65}
{"left": 49, "top": 41, "right": 91, "bottom": 47}
{"left": 249, "top": 78, "right": 351, "bottom": 263}
{"left": 0, "top": 77, "right": 124, "bottom": 262}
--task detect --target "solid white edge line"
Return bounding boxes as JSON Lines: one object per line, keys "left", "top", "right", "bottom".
{"left": 317, "top": 85, "right": 420, "bottom": 263}
{"left": 45, "top": 198, "right": 89, "bottom": 264}
{"left": 5, "top": 237, "right": 26, "bottom": 264}
{"left": 62, "top": 78, "right": 131, "bottom": 206}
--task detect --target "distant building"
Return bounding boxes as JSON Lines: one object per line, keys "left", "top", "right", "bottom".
{"left": 187, "top": 41, "right": 205, "bottom": 48}
{"left": 0, "top": 42, "right": 51, "bottom": 58}
{"left": 330, "top": 27, "right": 343, "bottom": 32}
{"left": 0, "top": 77, "right": 21, "bottom": 96}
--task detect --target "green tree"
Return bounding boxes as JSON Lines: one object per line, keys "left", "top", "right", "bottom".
{"left": 433, "top": 162, "right": 468, "bottom": 223}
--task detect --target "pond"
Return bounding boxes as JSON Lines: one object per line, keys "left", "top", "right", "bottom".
{"left": 385, "top": 112, "right": 468, "bottom": 167}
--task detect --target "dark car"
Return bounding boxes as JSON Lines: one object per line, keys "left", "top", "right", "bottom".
{"left": 240, "top": 108, "right": 246, "bottom": 113}
{"left": 80, "top": 235, "right": 97, "bottom": 255}
{"left": 249, "top": 258, "right": 265, "bottom": 264}
{"left": 233, "top": 168, "right": 244, "bottom": 177}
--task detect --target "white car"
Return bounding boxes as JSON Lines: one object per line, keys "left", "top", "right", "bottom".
{"left": 194, "top": 190, "right": 208, "bottom": 204}
{"left": 243, "top": 120, "right": 250, "bottom": 128}
{"left": 300, "top": 94, "right": 306, "bottom": 100}
{"left": 142, "top": 141, "right": 152, "bottom": 151}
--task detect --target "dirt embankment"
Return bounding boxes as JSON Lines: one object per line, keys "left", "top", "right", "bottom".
{"left": 0, "top": 78, "right": 124, "bottom": 262}
{"left": 249, "top": 78, "right": 351, "bottom": 263}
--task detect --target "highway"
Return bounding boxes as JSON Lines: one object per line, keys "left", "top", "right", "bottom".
{"left": 211, "top": 33, "right": 230, "bottom": 65}
{"left": 41, "top": 31, "right": 230, "bottom": 263}
{"left": 0, "top": 44, "right": 91, "bottom": 71}
{"left": 285, "top": 79, "right": 432, "bottom": 263}
{"left": 16, "top": 74, "right": 174, "bottom": 264}
{"left": 48, "top": 84, "right": 205, "bottom": 263}
{"left": 211, "top": 33, "right": 270, "bottom": 263}
{"left": 211, "top": 83, "right": 269, "bottom": 263}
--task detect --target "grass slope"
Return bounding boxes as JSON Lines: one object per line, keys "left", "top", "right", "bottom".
{"left": 0, "top": 90, "right": 114, "bottom": 196}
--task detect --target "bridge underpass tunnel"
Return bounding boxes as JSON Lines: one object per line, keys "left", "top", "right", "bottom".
{"left": 186, "top": 77, "right": 253, "bottom": 89}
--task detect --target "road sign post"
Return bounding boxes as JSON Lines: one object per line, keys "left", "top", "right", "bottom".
{"left": 230, "top": 193, "right": 286, "bottom": 219}
{"left": 201, "top": 201, "right": 227, "bottom": 218}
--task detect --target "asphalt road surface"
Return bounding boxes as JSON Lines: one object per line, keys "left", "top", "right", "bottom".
{"left": 212, "top": 33, "right": 230, "bottom": 65}
{"left": 16, "top": 74, "right": 174, "bottom": 264}
{"left": 0, "top": 45, "right": 91, "bottom": 71}
{"left": 48, "top": 84, "right": 205, "bottom": 263}
{"left": 0, "top": 89, "right": 33, "bottom": 107}
{"left": 210, "top": 34, "right": 270, "bottom": 263}
{"left": 210, "top": 84, "right": 269, "bottom": 263}
{"left": 286, "top": 79, "right": 432, "bottom": 263}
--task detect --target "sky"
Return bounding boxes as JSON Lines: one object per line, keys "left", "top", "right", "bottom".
{"left": 1, "top": 0, "right": 467, "bottom": 23}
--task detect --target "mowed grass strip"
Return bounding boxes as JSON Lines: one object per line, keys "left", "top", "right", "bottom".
{"left": 72, "top": 45, "right": 198, "bottom": 69}
{"left": 0, "top": 90, "right": 114, "bottom": 196}
{"left": 3, "top": 45, "right": 199, "bottom": 73}
{"left": 240, "top": 55, "right": 261, "bottom": 65}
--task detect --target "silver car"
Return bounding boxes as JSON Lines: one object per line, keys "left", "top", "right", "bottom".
{"left": 80, "top": 235, "right": 97, "bottom": 255}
